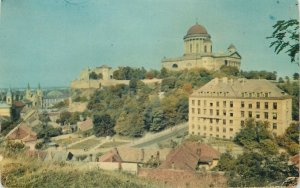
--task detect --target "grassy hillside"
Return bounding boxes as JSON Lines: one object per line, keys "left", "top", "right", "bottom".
{"left": 0, "top": 156, "right": 157, "bottom": 188}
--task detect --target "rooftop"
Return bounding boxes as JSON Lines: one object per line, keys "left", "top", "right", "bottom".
{"left": 191, "top": 77, "right": 289, "bottom": 98}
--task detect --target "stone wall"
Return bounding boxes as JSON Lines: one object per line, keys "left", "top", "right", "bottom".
{"left": 70, "top": 79, "right": 162, "bottom": 89}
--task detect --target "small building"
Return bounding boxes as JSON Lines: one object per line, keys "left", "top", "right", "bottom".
{"left": 5, "top": 123, "right": 37, "bottom": 143}
{"left": 44, "top": 151, "right": 74, "bottom": 162}
{"left": 159, "top": 142, "right": 220, "bottom": 171}
{"left": 98, "top": 147, "right": 171, "bottom": 165}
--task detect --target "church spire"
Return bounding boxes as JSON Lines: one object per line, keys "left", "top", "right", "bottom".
{"left": 27, "top": 83, "right": 30, "bottom": 90}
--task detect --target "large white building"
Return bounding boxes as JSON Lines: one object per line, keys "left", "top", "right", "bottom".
{"left": 189, "top": 77, "right": 292, "bottom": 139}
{"left": 162, "top": 23, "right": 241, "bottom": 71}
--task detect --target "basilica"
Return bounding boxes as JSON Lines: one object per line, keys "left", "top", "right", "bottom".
{"left": 0, "top": 84, "right": 43, "bottom": 119}
{"left": 162, "top": 23, "right": 241, "bottom": 71}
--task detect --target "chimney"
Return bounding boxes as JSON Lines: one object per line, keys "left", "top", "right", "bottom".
{"left": 141, "top": 148, "right": 145, "bottom": 162}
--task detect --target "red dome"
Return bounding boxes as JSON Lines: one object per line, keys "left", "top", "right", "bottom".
{"left": 186, "top": 24, "right": 208, "bottom": 35}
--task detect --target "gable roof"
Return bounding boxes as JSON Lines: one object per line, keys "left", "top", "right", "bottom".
{"left": 99, "top": 147, "right": 171, "bottom": 163}
{"left": 5, "top": 123, "right": 37, "bottom": 142}
{"left": 159, "top": 142, "right": 220, "bottom": 171}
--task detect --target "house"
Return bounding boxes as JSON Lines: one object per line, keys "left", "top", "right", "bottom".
{"left": 159, "top": 142, "right": 220, "bottom": 171}
{"left": 5, "top": 123, "right": 37, "bottom": 143}
{"left": 44, "top": 151, "right": 74, "bottom": 162}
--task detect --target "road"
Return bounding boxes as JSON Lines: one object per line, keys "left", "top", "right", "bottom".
{"left": 131, "top": 122, "right": 188, "bottom": 148}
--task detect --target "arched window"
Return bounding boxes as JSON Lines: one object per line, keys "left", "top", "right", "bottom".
{"left": 190, "top": 44, "right": 192, "bottom": 53}
{"left": 224, "top": 60, "right": 228, "bottom": 65}
{"left": 172, "top": 64, "right": 178, "bottom": 68}
{"left": 204, "top": 45, "right": 207, "bottom": 53}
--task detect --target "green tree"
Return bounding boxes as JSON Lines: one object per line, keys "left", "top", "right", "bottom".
{"left": 215, "top": 152, "right": 235, "bottom": 171}
{"left": 293, "top": 72, "right": 299, "bottom": 80}
{"left": 129, "top": 78, "right": 138, "bottom": 94}
{"left": 220, "top": 65, "right": 239, "bottom": 76}
{"left": 93, "top": 114, "right": 115, "bottom": 137}
{"left": 234, "top": 119, "right": 273, "bottom": 150}
{"left": 268, "top": 19, "right": 299, "bottom": 64}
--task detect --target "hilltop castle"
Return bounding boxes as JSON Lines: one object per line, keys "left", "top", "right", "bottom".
{"left": 162, "top": 23, "right": 241, "bottom": 71}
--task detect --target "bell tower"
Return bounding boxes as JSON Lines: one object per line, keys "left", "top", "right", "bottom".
{"left": 6, "top": 88, "right": 12, "bottom": 106}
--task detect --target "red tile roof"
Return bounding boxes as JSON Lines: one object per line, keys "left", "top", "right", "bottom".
{"left": 6, "top": 123, "right": 37, "bottom": 142}
{"left": 159, "top": 142, "right": 219, "bottom": 171}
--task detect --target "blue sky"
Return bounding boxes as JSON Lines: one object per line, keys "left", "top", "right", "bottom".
{"left": 0, "top": 0, "right": 298, "bottom": 88}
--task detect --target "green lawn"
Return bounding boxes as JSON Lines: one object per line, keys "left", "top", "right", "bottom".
{"left": 68, "top": 138, "right": 101, "bottom": 150}
{"left": 98, "top": 141, "right": 128, "bottom": 148}
{"left": 55, "top": 137, "right": 82, "bottom": 146}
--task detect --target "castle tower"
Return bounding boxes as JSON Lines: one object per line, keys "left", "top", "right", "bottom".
{"left": 6, "top": 88, "right": 12, "bottom": 106}
{"left": 36, "top": 83, "right": 43, "bottom": 97}
{"left": 183, "top": 23, "right": 212, "bottom": 56}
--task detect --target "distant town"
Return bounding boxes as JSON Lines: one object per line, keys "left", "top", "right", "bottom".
{"left": 0, "top": 17, "right": 299, "bottom": 188}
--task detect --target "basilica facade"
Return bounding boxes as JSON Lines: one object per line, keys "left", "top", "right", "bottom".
{"left": 162, "top": 23, "right": 241, "bottom": 71}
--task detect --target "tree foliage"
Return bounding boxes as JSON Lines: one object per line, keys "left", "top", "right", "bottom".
{"left": 268, "top": 19, "right": 299, "bottom": 64}
{"left": 93, "top": 114, "right": 115, "bottom": 137}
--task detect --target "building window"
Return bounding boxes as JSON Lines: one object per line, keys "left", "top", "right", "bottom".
{"left": 256, "top": 112, "right": 260, "bottom": 119}
{"left": 190, "top": 44, "right": 192, "bottom": 53}
{"left": 248, "top": 111, "right": 252, "bottom": 118}
{"left": 210, "top": 102, "right": 213, "bottom": 107}
{"left": 273, "top": 112, "right": 277, "bottom": 120}
{"left": 210, "top": 126, "right": 213, "bottom": 131}
{"left": 265, "top": 92, "right": 269, "bottom": 97}
{"left": 216, "top": 127, "right": 219, "bottom": 132}
{"left": 241, "top": 120, "right": 245, "bottom": 126}
{"left": 192, "top": 131, "right": 194, "bottom": 135}
{"left": 210, "top": 119, "right": 213, "bottom": 124}
{"left": 203, "top": 109, "right": 206, "bottom": 115}
{"left": 223, "top": 101, "right": 226, "bottom": 107}
{"left": 216, "top": 134, "right": 219, "bottom": 138}
{"left": 198, "top": 100, "right": 201, "bottom": 106}
{"left": 192, "top": 124, "right": 195, "bottom": 129}
{"left": 204, "top": 45, "right": 207, "bottom": 53}
{"left": 230, "top": 128, "right": 233, "bottom": 132}
{"left": 264, "top": 102, "right": 268, "bottom": 109}
{"left": 198, "top": 125, "right": 200, "bottom": 130}
{"left": 216, "top": 119, "right": 220, "bottom": 124}
{"left": 210, "top": 109, "right": 213, "bottom": 116}
{"left": 230, "top": 120, "right": 233, "bottom": 124}
{"left": 198, "top": 108, "right": 201, "bottom": 114}
{"left": 216, "top": 101, "right": 219, "bottom": 107}
{"left": 192, "top": 108, "right": 195, "bottom": 114}
{"left": 230, "top": 113, "right": 233, "bottom": 117}
{"left": 273, "top": 123, "right": 277, "bottom": 129}
{"left": 223, "top": 128, "right": 226, "bottom": 133}
{"left": 241, "top": 101, "right": 244, "bottom": 108}
{"left": 273, "top": 102, "right": 277, "bottom": 110}
{"left": 192, "top": 100, "right": 195, "bottom": 105}
{"left": 172, "top": 64, "right": 178, "bottom": 68}
{"left": 204, "top": 100, "right": 207, "bottom": 107}
{"left": 241, "top": 111, "right": 244, "bottom": 117}
{"left": 264, "top": 112, "right": 268, "bottom": 119}
{"left": 256, "top": 102, "right": 260, "bottom": 109}
{"left": 230, "top": 101, "right": 233, "bottom": 108}
{"left": 249, "top": 103, "right": 252, "bottom": 109}
{"left": 223, "top": 110, "right": 226, "bottom": 116}
{"left": 223, "top": 119, "right": 226, "bottom": 125}
{"left": 216, "top": 110, "right": 219, "bottom": 116}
